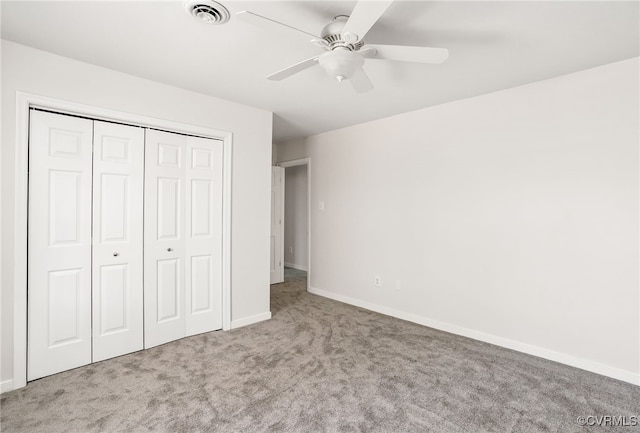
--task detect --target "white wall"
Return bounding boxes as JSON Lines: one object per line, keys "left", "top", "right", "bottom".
{"left": 284, "top": 165, "right": 308, "bottom": 271}
{"left": 277, "top": 58, "right": 640, "bottom": 384}
{"left": 1, "top": 40, "right": 273, "bottom": 389}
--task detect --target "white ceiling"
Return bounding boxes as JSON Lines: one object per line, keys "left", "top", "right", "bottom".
{"left": 2, "top": 1, "right": 638, "bottom": 142}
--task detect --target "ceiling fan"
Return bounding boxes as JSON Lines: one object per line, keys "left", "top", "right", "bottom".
{"left": 236, "top": 0, "right": 449, "bottom": 93}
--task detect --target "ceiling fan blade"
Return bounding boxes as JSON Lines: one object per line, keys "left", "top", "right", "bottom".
{"left": 267, "top": 56, "right": 320, "bottom": 81}
{"left": 363, "top": 44, "right": 449, "bottom": 64}
{"left": 358, "top": 47, "right": 378, "bottom": 59}
{"left": 236, "top": 11, "right": 319, "bottom": 40}
{"left": 342, "top": 0, "right": 394, "bottom": 42}
{"left": 349, "top": 68, "right": 373, "bottom": 93}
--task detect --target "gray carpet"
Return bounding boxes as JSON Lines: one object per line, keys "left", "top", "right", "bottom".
{"left": 1, "top": 268, "right": 638, "bottom": 432}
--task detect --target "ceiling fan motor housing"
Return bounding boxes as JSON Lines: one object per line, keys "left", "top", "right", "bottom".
{"left": 321, "top": 16, "right": 364, "bottom": 51}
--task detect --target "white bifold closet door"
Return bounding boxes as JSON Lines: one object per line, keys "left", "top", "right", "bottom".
{"left": 28, "top": 111, "right": 144, "bottom": 380}
{"left": 28, "top": 111, "right": 94, "bottom": 380}
{"left": 144, "top": 129, "right": 223, "bottom": 348}
{"left": 91, "top": 121, "right": 145, "bottom": 362}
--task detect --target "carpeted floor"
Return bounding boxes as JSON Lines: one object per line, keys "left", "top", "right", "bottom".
{"left": 1, "top": 268, "right": 638, "bottom": 432}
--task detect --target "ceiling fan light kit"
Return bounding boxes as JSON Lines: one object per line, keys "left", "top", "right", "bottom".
{"left": 318, "top": 48, "right": 364, "bottom": 82}
{"left": 236, "top": 0, "right": 449, "bottom": 93}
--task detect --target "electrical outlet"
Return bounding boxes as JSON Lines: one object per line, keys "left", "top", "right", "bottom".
{"left": 374, "top": 275, "right": 381, "bottom": 287}
{"left": 289, "top": 246, "right": 293, "bottom": 254}
{"left": 319, "top": 201, "right": 325, "bottom": 211}
{"left": 395, "top": 280, "right": 401, "bottom": 291}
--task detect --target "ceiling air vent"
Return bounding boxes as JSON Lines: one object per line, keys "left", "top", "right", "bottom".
{"left": 184, "top": 0, "right": 230, "bottom": 25}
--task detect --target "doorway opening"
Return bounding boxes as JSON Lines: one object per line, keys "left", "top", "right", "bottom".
{"left": 277, "top": 158, "right": 311, "bottom": 290}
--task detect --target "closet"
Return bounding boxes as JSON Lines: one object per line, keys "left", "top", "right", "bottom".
{"left": 27, "top": 110, "right": 223, "bottom": 381}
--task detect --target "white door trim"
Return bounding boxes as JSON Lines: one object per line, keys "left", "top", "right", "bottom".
{"left": 277, "top": 158, "right": 311, "bottom": 290}
{"left": 13, "top": 91, "right": 233, "bottom": 390}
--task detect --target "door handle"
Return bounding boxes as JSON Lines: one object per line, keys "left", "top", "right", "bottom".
{"left": 167, "top": 248, "right": 173, "bottom": 252}
{"left": 113, "top": 252, "right": 119, "bottom": 257}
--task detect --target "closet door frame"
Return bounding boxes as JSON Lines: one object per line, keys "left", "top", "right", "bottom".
{"left": 12, "top": 92, "right": 233, "bottom": 390}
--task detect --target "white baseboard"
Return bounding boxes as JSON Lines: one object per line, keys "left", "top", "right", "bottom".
{"left": 1, "top": 379, "right": 14, "bottom": 394}
{"left": 284, "top": 262, "right": 308, "bottom": 272}
{"left": 231, "top": 311, "right": 272, "bottom": 330}
{"left": 308, "top": 286, "right": 640, "bottom": 386}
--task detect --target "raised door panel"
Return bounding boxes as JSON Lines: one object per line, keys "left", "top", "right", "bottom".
{"left": 144, "top": 129, "right": 187, "bottom": 348}
{"left": 191, "top": 179, "right": 212, "bottom": 238}
{"left": 157, "top": 259, "right": 180, "bottom": 322}
{"left": 99, "top": 264, "right": 129, "bottom": 334}
{"left": 100, "top": 174, "right": 128, "bottom": 243}
{"left": 48, "top": 269, "right": 84, "bottom": 346}
{"left": 190, "top": 255, "right": 213, "bottom": 314}
{"left": 92, "top": 121, "right": 144, "bottom": 362}
{"left": 28, "top": 110, "right": 93, "bottom": 380}
{"left": 157, "top": 177, "right": 181, "bottom": 240}
{"left": 185, "top": 136, "right": 223, "bottom": 335}
{"left": 49, "top": 170, "right": 83, "bottom": 245}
